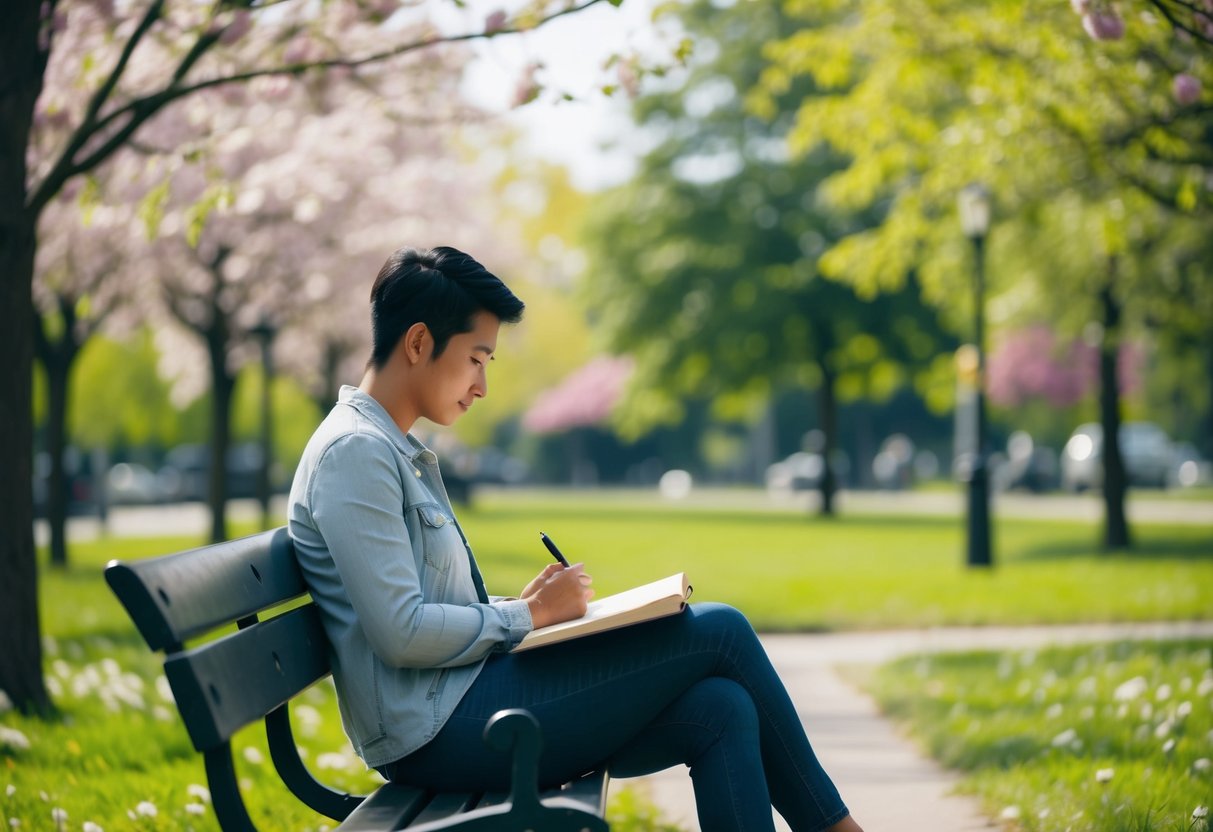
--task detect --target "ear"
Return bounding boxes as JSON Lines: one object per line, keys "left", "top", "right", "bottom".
{"left": 400, "top": 322, "right": 430, "bottom": 365}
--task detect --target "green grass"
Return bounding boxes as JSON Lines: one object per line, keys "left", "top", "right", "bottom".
{"left": 864, "top": 640, "right": 1213, "bottom": 832}
{"left": 459, "top": 493, "right": 1213, "bottom": 630}
{"left": 5, "top": 493, "right": 1212, "bottom": 829}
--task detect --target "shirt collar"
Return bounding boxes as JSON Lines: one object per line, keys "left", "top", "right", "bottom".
{"left": 337, "top": 385, "right": 439, "bottom": 465}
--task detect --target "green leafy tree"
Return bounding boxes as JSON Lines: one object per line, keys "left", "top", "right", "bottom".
{"left": 583, "top": 0, "right": 953, "bottom": 515}
{"left": 753, "top": 0, "right": 1211, "bottom": 546}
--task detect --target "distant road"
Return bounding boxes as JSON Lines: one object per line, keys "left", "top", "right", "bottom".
{"left": 36, "top": 487, "right": 1211, "bottom": 546}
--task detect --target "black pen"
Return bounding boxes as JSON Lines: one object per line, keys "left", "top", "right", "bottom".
{"left": 539, "top": 531, "right": 570, "bottom": 567}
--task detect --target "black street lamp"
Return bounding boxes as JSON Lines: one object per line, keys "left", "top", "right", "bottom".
{"left": 250, "top": 316, "right": 277, "bottom": 531}
{"left": 957, "top": 183, "right": 993, "bottom": 568}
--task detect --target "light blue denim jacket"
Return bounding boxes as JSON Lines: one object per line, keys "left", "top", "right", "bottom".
{"left": 288, "top": 386, "right": 533, "bottom": 767}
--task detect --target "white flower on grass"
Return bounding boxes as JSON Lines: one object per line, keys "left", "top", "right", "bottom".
{"left": 186, "top": 785, "right": 210, "bottom": 804}
{"left": 1046, "top": 703, "right": 1064, "bottom": 719}
{"left": 242, "top": 747, "right": 264, "bottom": 765}
{"left": 154, "top": 676, "right": 174, "bottom": 703}
{"left": 0, "top": 728, "right": 30, "bottom": 752}
{"left": 0, "top": 690, "right": 13, "bottom": 714}
{"left": 1194, "top": 758, "right": 1211, "bottom": 772}
{"left": 5, "top": 785, "right": 14, "bottom": 797}
{"left": 1037, "top": 808, "right": 1051, "bottom": 819}
{"left": 10, "top": 818, "right": 21, "bottom": 828}
{"left": 1095, "top": 768, "right": 1115, "bottom": 783}
{"left": 37, "top": 793, "right": 47, "bottom": 803}
{"left": 1198, "top": 677, "right": 1213, "bottom": 697}
{"left": 151, "top": 706, "right": 173, "bottom": 722}
{"left": 1052, "top": 729, "right": 1078, "bottom": 747}
{"left": 82, "top": 823, "right": 103, "bottom": 832}
{"left": 316, "top": 752, "right": 359, "bottom": 772}
{"left": 1080, "top": 706, "right": 1095, "bottom": 720}
{"left": 1156, "top": 683, "right": 1172, "bottom": 702}
{"left": 1178, "top": 701, "right": 1194, "bottom": 719}
{"left": 50, "top": 808, "right": 66, "bottom": 830}
{"left": 184, "top": 804, "right": 206, "bottom": 816}
{"left": 1114, "top": 676, "right": 1148, "bottom": 701}
{"left": 1156, "top": 719, "right": 1175, "bottom": 738}
{"left": 134, "top": 802, "right": 157, "bottom": 818}
{"left": 1194, "top": 806, "right": 1209, "bottom": 820}
{"left": 999, "top": 806, "right": 1021, "bottom": 821}
{"left": 1163, "top": 739, "right": 1177, "bottom": 754}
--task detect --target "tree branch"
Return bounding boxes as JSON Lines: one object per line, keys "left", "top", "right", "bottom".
{"left": 1146, "top": 0, "right": 1213, "bottom": 46}
{"left": 28, "top": 0, "right": 610, "bottom": 217}
{"left": 30, "top": 0, "right": 167, "bottom": 214}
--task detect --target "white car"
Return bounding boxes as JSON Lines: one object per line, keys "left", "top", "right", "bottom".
{"left": 1060, "top": 422, "right": 1173, "bottom": 491}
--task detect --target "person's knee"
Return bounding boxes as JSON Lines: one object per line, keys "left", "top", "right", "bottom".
{"left": 690, "top": 677, "right": 759, "bottom": 738}
{"left": 692, "top": 602, "right": 757, "bottom": 639}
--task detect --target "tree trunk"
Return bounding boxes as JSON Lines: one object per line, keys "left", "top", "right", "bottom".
{"left": 207, "top": 321, "right": 235, "bottom": 543}
{"left": 1204, "top": 339, "right": 1213, "bottom": 462}
{"left": 316, "top": 339, "right": 347, "bottom": 416}
{"left": 34, "top": 299, "right": 83, "bottom": 570}
{"left": 816, "top": 359, "right": 838, "bottom": 517}
{"left": 1099, "top": 276, "right": 1131, "bottom": 550}
{"left": 0, "top": 0, "right": 51, "bottom": 715}
{"left": 44, "top": 354, "right": 71, "bottom": 567}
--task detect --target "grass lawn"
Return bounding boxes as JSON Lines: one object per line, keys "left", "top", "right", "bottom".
{"left": 3, "top": 493, "right": 1211, "bottom": 830}
{"left": 864, "top": 640, "right": 1213, "bottom": 832}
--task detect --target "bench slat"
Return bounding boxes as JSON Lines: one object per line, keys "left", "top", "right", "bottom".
{"left": 105, "top": 527, "right": 306, "bottom": 650}
{"left": 165, "top": 603, "right": 330, "bottom": 750}
{"left": 335, "top": 782, "right": 431, "bottom": 831}
{"left": 406, "top": 792, "right": 479, "bottom": 825}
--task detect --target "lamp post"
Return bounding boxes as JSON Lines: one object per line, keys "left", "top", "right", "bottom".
{"left": 250, "top": 316, "right": 277, "bottom": 531}
{"left": 957, "top": 183, "right": 992, "bottom": 568}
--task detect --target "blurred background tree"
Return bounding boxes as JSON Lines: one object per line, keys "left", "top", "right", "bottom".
{"left": 583, "top": 0, "right": 955, "bottom": 515}
{"left": 751, "top": 0, "right": 1211, "bottom": 545}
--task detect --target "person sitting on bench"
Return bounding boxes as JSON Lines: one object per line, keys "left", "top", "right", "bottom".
{"left": 287, "top": 245, "right": 865, "bottom": 832}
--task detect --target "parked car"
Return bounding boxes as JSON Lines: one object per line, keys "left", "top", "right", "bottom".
{"left": 993, "top": 431, "right": 1059, "bottom": 493}
{"left": 33, "top": 448, "right": 97, "bottom": 517}
{"left": 1060, "top": 421, "right": 1173, "bottom": 492}
{"left": 105, "top": 462, "right": 162, "bottom": 505}
{"left": 157, "top": 443, "right": 266, "bottom": 502}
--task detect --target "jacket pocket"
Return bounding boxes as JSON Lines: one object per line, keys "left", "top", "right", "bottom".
{"left": 416, "top": 503, "right": 458, "bottom": 574}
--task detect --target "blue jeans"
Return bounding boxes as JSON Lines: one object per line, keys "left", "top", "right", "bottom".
{"left": 379, "top": 604, "right": 849, "bottom": 832}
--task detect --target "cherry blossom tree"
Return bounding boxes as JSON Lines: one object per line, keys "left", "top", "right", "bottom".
{"left": 2, "top": 0, "right": 620, "bottom": 715}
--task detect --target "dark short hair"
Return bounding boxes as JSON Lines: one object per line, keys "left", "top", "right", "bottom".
{"left": 368, "top": 246, "right": 525, "bottom": 369}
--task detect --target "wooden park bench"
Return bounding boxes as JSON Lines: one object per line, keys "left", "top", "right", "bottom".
{"left": 105, "top": 527, "right": 610, "bottom": 832}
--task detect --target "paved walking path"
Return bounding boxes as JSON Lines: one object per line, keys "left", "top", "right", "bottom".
{"left": 618, "top": 621, "right": 1213, "bottom": 832}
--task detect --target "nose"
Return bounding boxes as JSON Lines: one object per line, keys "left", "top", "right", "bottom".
{"left": 472, "top": 365, "right": 487, "bottom": 399}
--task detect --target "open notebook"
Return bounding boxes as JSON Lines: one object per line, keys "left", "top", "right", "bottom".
{"left": 512, "top": 572, "right": 692, "bottom": 653}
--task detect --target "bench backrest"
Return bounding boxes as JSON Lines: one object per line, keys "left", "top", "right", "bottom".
{"left": 105, "top": 527, "right": 364, "bottom": 831}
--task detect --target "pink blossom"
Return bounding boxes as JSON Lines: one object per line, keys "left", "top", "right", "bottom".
{"left": 617, "top": 61, "right": 640, "bottom": 98}
{"left": 987, "top": 327, "right": 1141, "bottom": 409}
{"left": 511, "top": 63, "right": 542, "bottom": 108}
{"left": 283, "top": 36, "right": 318, "bottom": 65}
{"left": 1083, "top": 10, "right": 1125, "bottom": 40}
{"left": 1173, "top": 73, "right": 1202, "bottom": 106}
{"left": 484, "top": 10, "right": 508, "bottom": 34}
{"left": 366, "top": 0, "right": 399, "bottom": 22}
{"left": 522, "top": 357, "right": 634, "bottom": 433}
{"left": 215, "top": 10, "right": 252, "bottom": 46}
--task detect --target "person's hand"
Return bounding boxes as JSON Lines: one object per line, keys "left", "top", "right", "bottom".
{"left": 523, "top": 563, "right": 593, "bottom": 630}
{"left": 519, "top": 562, "right": 564, "bottom": 601}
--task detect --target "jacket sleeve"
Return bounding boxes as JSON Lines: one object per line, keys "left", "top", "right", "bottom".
{"left": 309, "top": 431, "right": 532, "bottom": 668}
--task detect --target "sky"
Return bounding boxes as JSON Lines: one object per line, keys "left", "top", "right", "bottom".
{"left": 431, "top": 0, "right": 677, "bottom": 191}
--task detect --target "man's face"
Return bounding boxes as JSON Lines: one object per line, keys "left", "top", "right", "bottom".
{"left": 417, "top": 310, "right": 501, "bottom": 427}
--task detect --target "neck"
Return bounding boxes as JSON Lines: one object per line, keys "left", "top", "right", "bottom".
{"left": 360, "top": 367, "right": 418, "bottom": 435}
